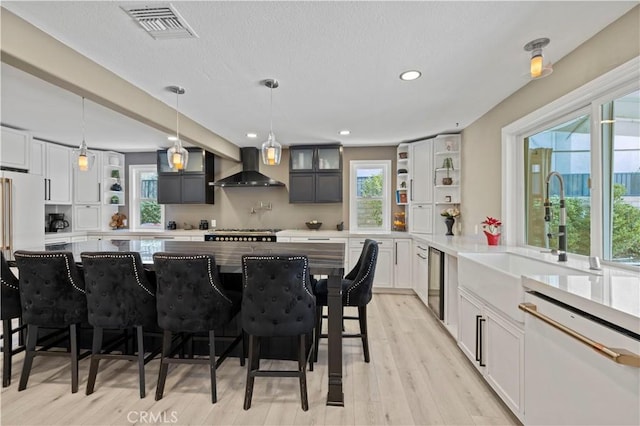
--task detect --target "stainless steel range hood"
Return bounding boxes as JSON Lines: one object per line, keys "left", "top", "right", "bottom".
{"left": 212, "top": 147, "right": 285, "bottom": 187}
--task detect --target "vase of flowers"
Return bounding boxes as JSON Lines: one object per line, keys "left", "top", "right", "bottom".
{"left": 441, "top": 207, "right": 460, "bottom": 236}
{"left": 481, "top": 216, "right": 502, "bottom": 245}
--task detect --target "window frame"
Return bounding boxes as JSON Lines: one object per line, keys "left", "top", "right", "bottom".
{"left": 349, "top": 160, "right": 392, "bottom": 233}
{"left": 128, "top": 164, "right": 164, "bottom": 230}
{"left": 502, "top": 57, "right": 639, "bottom": 268}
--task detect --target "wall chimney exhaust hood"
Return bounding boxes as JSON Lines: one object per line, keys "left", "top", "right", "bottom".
{"left": 212, "top": 147, "right": 285, "bottom": 187}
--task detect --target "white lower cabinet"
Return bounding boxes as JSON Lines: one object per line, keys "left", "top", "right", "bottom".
{"left": 73, "top": 205, "right": 101, "bottom": 231}
{"left": 458, "top": 288, "right": 524, "bottom": 421}
{"left": 71, "top": 235, "right": 88, "bottom": 242}
{"left": 348, "top": 238, "right": 393, "bottom": 288}
{"left": 393, "top": 239, "right": 411, "bottom": 289}
{"left": 412, "top": 241, "right": 428, "bottom": 303}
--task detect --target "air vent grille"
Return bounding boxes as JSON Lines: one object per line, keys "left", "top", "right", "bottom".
{"left": 121, "top": 3, "right": 198, "bottom": 39}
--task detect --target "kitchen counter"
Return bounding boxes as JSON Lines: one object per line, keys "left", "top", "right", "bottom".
{"left": 276, "top": 229, "right": 411, "bottom": 238}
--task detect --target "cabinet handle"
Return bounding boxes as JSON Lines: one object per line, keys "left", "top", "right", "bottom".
{"left": 519, "top": 303, "right": 640, "bottom": 368}
{"left": 478, "top": 317, "right": 486, "bottom": 366}
{"left": 433, "top": 170, "right": 437, "bottom": 185}
{"left": 410, "top": 179, "right": 414, "bottom": 201}
{"left": 98, "top": 183, "right": 101, "bottom": 202}
{"left": 417, "top": 245, "right": 427, "bottom": 251}
{"left": 308, "top": 238, "right": 330, "bottom": 241}
{"left": 475, "top": 315, "right": 482, "bottom": 362}
{"left": 48, "top": 179, "right": 51, "bottom": 201}
{"left": 44, "top": 179, "right": 47, "bottom": 201}
{"left": 395, "top": 242, "right": 397, "bottom": 265}
{"left": 416, "top": 253, "right": 427, "bottom": 260}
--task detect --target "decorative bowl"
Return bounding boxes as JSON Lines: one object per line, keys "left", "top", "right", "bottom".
{"left": 305, "top": 222, "right": 322, "bottom": 230}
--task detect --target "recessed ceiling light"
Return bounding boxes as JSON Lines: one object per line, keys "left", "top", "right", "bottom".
{"left": 167, "top": 135, "right": 178, "bottom": 141}
{"left": 399, "top": 70, "right": 421, "bottom": 81}
{"left": 339, "top": 130, "right": 351, "bottom": 136}
{"left": 246, "top": 133, "right": 258, "bottom": 138}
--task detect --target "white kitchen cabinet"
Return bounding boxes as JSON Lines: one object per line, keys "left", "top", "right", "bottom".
{"left": 349, "top": 237, "right": 393, "bottom": 288}
{"left": 30, "top": 139, "right": 45, "bottom": 176}
{"left": 412, "top": 241, "right": 428, "bottom": 303}
{"left": 409, "top": 203, "right": 433, "bottom": 234}
{"left": 73, "top": 150, "right": 102, "bottom": 204}
{"left": 44, "top": 143, "right": 72, "bottom": 205}
{"left": 393, "top": 238, "right": 411, "bottom": 289}
{"left": 409, "top": 140, "right": 432, "bottom": 204}
{"left": 458, "top": 287, "right": 524, "bottom": 420}
{"left": 1, "top": 126, "right": 31, "bottom": 171}
{"left": 73, "top": 205, "right": 102, "bottom": 231}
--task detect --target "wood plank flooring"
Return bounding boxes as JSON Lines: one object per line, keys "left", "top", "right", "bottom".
{"left": 1, "top": 294, "right": 519, "bottom": 425}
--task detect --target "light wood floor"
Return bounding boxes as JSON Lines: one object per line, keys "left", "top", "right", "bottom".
{"left": 1, "top": 294, "right": 519, "bottom": 425}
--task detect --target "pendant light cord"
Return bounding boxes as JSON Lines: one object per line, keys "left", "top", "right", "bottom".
{"left": 175, "top": 90, "right": 180, "bottom": 142}
{"left": 269, "top": 85, "right": 274, "bottom": 135}
{"left": 81, "top": 97, "right": 86, "bottom": 145}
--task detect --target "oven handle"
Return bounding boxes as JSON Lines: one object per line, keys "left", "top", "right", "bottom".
{"left": 519, "top": 303, "right": 640, "bottom": 368}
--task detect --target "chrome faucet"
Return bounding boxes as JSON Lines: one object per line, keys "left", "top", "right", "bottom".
{"left": 544, "top": 171, "right": 567, "bottom": 262}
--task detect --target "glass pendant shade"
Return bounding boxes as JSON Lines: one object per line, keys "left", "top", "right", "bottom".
{"left": 261, "top": 131, "right": 282, "bottom": 166}
{"left": 72, "top": 140, "right": 96, "bottom": 172}
{"left": 72, "top": 97, "right": 95, "bottom": 172}
{"left": 167, "top": 140, "right": 189, "bottom": 170}
{"left": 166, "top": 85, "right": 189, "bottom": 170}
{"left": 530, "top": 51, "right": 543, "bottom": 78}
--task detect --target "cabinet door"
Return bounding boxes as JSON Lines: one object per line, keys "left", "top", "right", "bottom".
{"left": 181, "top": 174, "right": 206, "bottom": 203}
{"left": 73, "top": 205, "right": 102, "bottom": 231}
{"left": 412, "top": 242, "right": 428, "bottom": 303}
{"left": 410, "top": 140, "right": 432, "bottom": 204}
{"left": 0, "top": 127, "right": 31, "bottom": 170}
{"left": 373, "top": 244, "right": 393, "bottom": 288}
{"left": 289, "top": 173, "right": 315, "bottom": 203}
{"left": 30, "top": 139, "right": 45, "bottom": 176}
{"left": 74, "top": 150, "right": 101, "bottom": 204}
{"left": 157, "top": 174, "right": 181, "bottom": 204}
{"left": 315, "top": 172, "right": 342, "bottom": 202}
{"left": 317, "top": 146, "right": 342, "bottom": 171}
{"left": 484, "top": 307, "right": 523, "bottom": 416}
{"left": 457, "top": 289, "right": 484, "bottom": 371}
{"left": 409, "top": 203, "right": 433, "bottom": 234}
{"left": 45, "top": 144, "right": 72, "bottom": 205}
{"left": 290, "top": 148, "right": 315, "bottom": 171}
{"left": 393, "top": 239, "right": 412, "bottom": 289}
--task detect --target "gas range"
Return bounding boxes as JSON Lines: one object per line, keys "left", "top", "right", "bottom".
{"left": 204, "top": 229, "right": 281, "bottom": 242}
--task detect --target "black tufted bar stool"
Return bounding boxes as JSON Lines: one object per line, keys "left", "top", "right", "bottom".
{"left": 1, "top": 252, "right": 26, "bottom": 387}
{"left": 13, "top": 251, "right": 89, "bottom": 393}
{"left": 152, "top": 253, "right": 243, "bottom": 404}
{"left": 81, "top": 252, "right": 161, "bottom": 398}
{"left": 241, "top": 255, "right": 316, "bottom": 411}
{"left": 313, "top": 239, "right": 378, "bottom": 363}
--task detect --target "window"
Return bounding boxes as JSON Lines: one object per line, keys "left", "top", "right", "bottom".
{"left": 349, "top": 161, "right": 391, "bottom": 233}
{"left": 504, "top": 60, "right": 639, "bottom": 268}
{"left": 129, "top": 165, "right": 164, "bottom": 230}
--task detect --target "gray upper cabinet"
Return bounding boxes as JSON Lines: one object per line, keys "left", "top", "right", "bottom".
{"left": 157, "top": 148, "right": 214, "bottom": 204}
{"left": 289, "top": 144, "right": 342, "bottom": 203}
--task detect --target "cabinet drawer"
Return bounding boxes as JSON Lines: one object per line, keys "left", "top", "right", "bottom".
{"left": 349, "top": 237, "right": 393, "bottom": 248}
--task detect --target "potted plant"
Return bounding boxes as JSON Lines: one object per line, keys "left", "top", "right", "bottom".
{"left": 440, "top": 207, "right": 460, "bottom": 236}
{"left": 481, "top": 216, "right": 502, "bottom": 245}
{"left": 442, "top": 157, "right": 454, "bottom": 185}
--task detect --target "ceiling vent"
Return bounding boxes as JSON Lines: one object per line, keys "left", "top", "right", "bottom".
{"left": 121, "top": 3, "right": 198, "bottom": 39}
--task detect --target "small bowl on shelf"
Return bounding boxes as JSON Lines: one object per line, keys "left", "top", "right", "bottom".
{"left": 305, "top": 221, "right": 322, "bottom": 230}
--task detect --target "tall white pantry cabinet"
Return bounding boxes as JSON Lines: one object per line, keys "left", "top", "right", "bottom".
{"left": 402, "top": 134, "right": 461, "bottom": 235}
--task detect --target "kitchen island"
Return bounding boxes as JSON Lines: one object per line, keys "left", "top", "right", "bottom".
{"left": 37, "top": 238, "right": 347, "bottom": 406}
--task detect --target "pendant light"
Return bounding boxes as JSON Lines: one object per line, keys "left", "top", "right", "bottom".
{"left": 524, "top": 38, "right": 553, "bottom": 79}
{"left": 72, "top": 97, "right": 96, "bottom": 172}
{"left": 261, "top": 79, "right": 282, "bottom": 166}
{"left": 166, "top": 86, "right": 189, "bottom": 170}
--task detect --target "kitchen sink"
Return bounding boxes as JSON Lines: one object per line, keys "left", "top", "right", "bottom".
{"left": 458, "top": 252, "right": 593, "bottom": 322}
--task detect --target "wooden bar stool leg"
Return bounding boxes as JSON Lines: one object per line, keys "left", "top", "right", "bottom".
{"left": 243, "top": 335, "right": 260, "bottom": 410}
{"left": 86, "top": 326, "right": 104, "bottom": 395}
{"left": 18, "top": 324, "right": 38, "bottom": 391}
{"left": 314, "top": 309, "right": 322, "bottom": 363}
{"left": 209, "top": 330, "right": 217, "bottom": 403}
{"left": 136, "top": 326, "right": 146, "bottom": 398}
{"left": 358, "top": 306, "right": 370, "bottom": 363}
{"left": 298, "top": 334, "right": 309, "bottom": 411}
{"left": 3, "top": 319, "right": 12, "bottom": 387}
{"left": 70, "top": 324, "right": 79, "bottom": 393}
{"left": 155, "top": 330, "right": 172, "bottom": 401}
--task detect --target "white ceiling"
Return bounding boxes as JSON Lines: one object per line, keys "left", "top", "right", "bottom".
{"left": 1, "top": 1, "right": 636, "bottom": 153}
